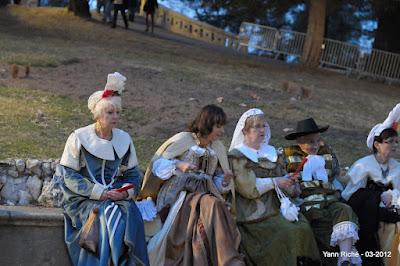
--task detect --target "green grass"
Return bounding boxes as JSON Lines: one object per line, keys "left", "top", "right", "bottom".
{"left": 0, "top": 86, "right": 90, "bottom": 159}
{"left": 0, "top": 53, "right": 60, "bottom": 67}
{"left": 0, "top": 86, "right": 163, "bottom": 169}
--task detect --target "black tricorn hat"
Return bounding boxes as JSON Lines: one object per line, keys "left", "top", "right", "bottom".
{"left": 285, "top": 118, "right": 329, "bottom": 140}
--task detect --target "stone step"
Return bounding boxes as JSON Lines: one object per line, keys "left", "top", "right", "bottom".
{"left": 0, "top": 205, "right": 70, "bottom": 266}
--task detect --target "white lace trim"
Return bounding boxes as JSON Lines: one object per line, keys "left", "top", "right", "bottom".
{"left": 330, "top": 221, "right": 359, "bottom": 246}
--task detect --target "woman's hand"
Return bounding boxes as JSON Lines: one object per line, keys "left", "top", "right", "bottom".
{"left": 381, "top": 192, "right": 393, "bottom": 208}
{"left": 108, "top": 190, "right": 129, "bottom": 201}
{"left": 99, "top": 191, "right": 108, "bottom": 201}
{"left": 176, "top": 161, "right": 197, "bottom": 173}
{"left": 99, "top": 190, "right": 129, "bottom": 201}
{"left": 275, "top": 175, "right": 294, "bottom": 189}
{"left": 222, "top": 171, "right": 233, "bottom": 187}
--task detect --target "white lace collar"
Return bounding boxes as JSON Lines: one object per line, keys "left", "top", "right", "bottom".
{"left": 236, "top": 143, "right": 278, "bottom": 163}
{"left": 348, "top": 154, "right": 400, "bottom": 184}
{"left": 189, "top": 145, "right": 216, "bottom": 156}
{"left": 75, "top": 124, "right": 131, "bottom": 160}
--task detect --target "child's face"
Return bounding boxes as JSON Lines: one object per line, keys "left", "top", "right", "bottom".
{"left": 296, "top": 133, "right": 321, "bottom": 155}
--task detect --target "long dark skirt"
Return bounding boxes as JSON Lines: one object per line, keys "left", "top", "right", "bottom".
{"left": 348, "top": 188, "right": 400, "bottom": 266}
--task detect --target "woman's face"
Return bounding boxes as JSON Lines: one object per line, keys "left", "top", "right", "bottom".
{"left": 98, "top": 105, "right": 120, "bottom": 129}
{"left": 243, "top": 117, "right": 267, "bottom": 147}
{"left": 206, "top": 124, "right": 225, "bottom": 142}
{"left": 375, "top": 136, "right": 398, "bottom": 159}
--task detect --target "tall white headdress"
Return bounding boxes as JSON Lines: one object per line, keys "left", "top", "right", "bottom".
{"left": 87, "top": 72, "right": 126, "bottom": 113}
{"left": 366, "top": 103, "right": 400, "bottom": 150}
{"left": 229, "top": 108, "right": 271, "bottom": 151}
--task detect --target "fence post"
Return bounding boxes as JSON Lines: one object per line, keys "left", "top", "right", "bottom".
{"left": 273, "top": 31, "right": 280, "bottom": 59}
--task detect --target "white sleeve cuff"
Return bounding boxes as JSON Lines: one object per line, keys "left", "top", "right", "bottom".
{"left": 255, "top": 178, "right": 274, "bottom": 195}
{"left": 152, "top": 158, "right": 177, "bottom": 180}
{"left": 123, "top": 183, "right": 136, "bottom": 200}
{"left": 381, "top": 189, "right": 400, "bottom": 207}
{"left": 90, "top": 183, "right": 105, "bottom": 200}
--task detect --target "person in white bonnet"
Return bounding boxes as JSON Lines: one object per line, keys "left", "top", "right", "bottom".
{"left": 342, "top": 103, "right": 400, "bottom": 266}
{"left": 60, "top": 72, "right": 149, "bottom": 266}
{"left": 228, "top": 109, "right": 320, "bottom": 266}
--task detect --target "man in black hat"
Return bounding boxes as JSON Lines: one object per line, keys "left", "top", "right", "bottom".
{"left": 283, "top": 118, "right": 361, "bottom": 266}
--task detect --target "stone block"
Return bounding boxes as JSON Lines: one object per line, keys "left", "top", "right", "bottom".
{"left": 15, "top": 159, "right": 26, "bottom": 173}
{"left": 0, "top": 176, "right": 28, "bottom": 204}
{"left": 42, "top": 162, "right": 53, "bottom": 177}
{"left": 7, "top": 169, "right": 19, "bottom": 178}
{"left": 27, "top": 175, "right": 43, "bottom": 200}
{"left": 26, "top": 159, "right": 42, "bottom": 177}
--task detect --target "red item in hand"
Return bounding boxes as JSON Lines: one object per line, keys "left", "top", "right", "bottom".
{"left": 115, "top": 184, "right": 134, "bottom": 193}
{"left": 292, "top": 157, "right": 308, "bottom": 179}
{"left": 102, "top": 90, "right": 114, "bottom": 98}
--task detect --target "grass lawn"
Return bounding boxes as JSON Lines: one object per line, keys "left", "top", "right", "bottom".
{"left": 1, "top": 6, "right": 399, "bottom": 171}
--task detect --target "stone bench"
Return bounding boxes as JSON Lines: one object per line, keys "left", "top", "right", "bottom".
{"left": 0, "top": 205, "right": 70, "bottom": 266}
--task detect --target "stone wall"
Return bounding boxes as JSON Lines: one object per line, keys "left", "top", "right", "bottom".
{"left": 0, "top": 159, "right": 63, "bottom": 207}
{"left": 138, "top": 4, "right": 242, "bottom": 50}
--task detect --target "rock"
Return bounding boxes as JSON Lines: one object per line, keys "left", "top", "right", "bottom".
{"left": 26, "top": 159, "right": 40, "bottom": 169}
{"left": 216, "top": 97, "right": 224, "bottom": 103}
{"left": 51, "top": 160, "right": 58, "bottom": 172}
{"left": 8, "top": 169, "right": 19, "bottom": 178}
{"left": 18, "top": 190, "right": 33, "bottom": 205}
{"left": 239, "top": 103, "right": 247, "bottom": 107}
{"left": 26, "top": 159, "right": 42, "bottom": 177}
{"left": 290, "top": 97, "right": 297, "bottom": 102}
{"left": 54, "top": 164, "right": 63, "bottom": 177}
{"left": 15, "top": 159, "right": 26, "bottom": 173}
{"left": 0, "top": 176, "right": 28, "bottom": 203}
{"left": 42, "top": 162, "right": 53, "bottom": 177}
{"left": 0, "top": 159, "right": 16, "bottom": 171}
{"left": 38, "top": 175, "right": 64, "bottom": 207}
{"left": 26, "top": 175, "right": 43, "bottom": 200}
{"left": 0, "top": 175, "right": 6, "bottom": 190}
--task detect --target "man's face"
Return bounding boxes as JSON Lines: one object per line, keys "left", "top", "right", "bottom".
{"left": 296, "top": 133, "right": 321, "bottom": 155}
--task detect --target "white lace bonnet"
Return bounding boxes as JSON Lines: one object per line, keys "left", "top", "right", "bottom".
{"left": 366, "top": 103, "right": 400, "bottom": 150}
{"left": 87, "top": 72, "right": 127, "bottom": 113}
{"left": 229, "top": 108, "right": 271, "bottom": 151}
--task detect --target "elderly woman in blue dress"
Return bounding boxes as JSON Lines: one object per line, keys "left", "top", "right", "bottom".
{"left": 60, "top": 72, "right": 149, "bottom": 266}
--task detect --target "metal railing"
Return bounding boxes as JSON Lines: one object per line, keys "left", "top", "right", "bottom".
{"left": 239, "top": 22, "right": 400, "bottom": 83}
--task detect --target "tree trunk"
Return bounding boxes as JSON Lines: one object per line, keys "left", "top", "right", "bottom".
{"left": 68, "top": 0, "right": 91, "bottom": 18}
{"left": 301, "top": 0, "right": 327, "bottom": 68}
{"left": 373, "top": 0, "right": 400, "bottom": 53}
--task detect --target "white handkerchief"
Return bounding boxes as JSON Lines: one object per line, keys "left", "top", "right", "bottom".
{"left": 136, "top": 197, "right": 157, "bottom": 221}
{"left": 302, "top": 155, "right": 328, "bottom": 183}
